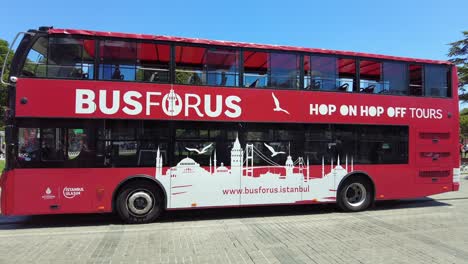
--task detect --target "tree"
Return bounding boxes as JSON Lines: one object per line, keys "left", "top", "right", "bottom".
{"left": 448, "top": 31, "right": 468, "bottom": 101}
{"left": 0, "top": 39, "right": 14, "bottom": 129}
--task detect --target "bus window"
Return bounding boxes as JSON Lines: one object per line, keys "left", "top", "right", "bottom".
{"left": 99, "top": 40, "right": 137, "bottom": 81}
{"left": 425, "top": 65, "right": 450, "bottom": 97}
{"left": 383, "top": 62, "right": 408, "bottom": 95}
{"left": 243, "top": 51, "right": 268, "bottom": 88}
{"left": 359, "top": 60, "right": 382, "bottom": 94}
{"left": 270, "top": 53, "right": 299, "bottom": 89}
{"left": 175, "top": 45, "right": 240, "bottom": 87}
{"left": 18, "top": 128, "right": 41, "bottom": 164}
{"left": 48, "top": 38, "right": 95, "bottom": 79}
{"left": 21, "top": 37, "right": 48, "bottom": 77}
{"left": 21, "top": 37, "right": 95, "bottom": 79}
{"left": 338, "top": 58, "right": 356, "bottom": 92}
{"left": 306, "top": 55, "right": 338, "bottom": 91}
{"left": 41, "top": 128, "right": 66, "bottom": 162}
{"left": 136, "top": 43, "right": 170, "bottom": 83}
{"left": 409, "top": 64, "right": 423, "bottom": 96}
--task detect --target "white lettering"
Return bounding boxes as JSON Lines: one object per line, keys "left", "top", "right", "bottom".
{"left": 204, "top": 95, "right": 223, "bottom": 117}
{"left": 99, "top": 90, "right": 120, "bottom": 115}
{"left": 75, "top": 89, "right": 96, "bottom": 114}
{"left": 224, "top": 96, "right": 242, "bottom": 118}
{"left": 122, "top": 91, "right": 143, "bottom": 115}
{"left": 185, "top": 94, "right": 204, "bottom": 117}
{"left": 146, "top": 92, "right": 162, "bottom": 116}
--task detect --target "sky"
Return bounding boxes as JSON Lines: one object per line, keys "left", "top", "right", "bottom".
{"left": 1, "top": 0, "right": 467, "bottom": 62}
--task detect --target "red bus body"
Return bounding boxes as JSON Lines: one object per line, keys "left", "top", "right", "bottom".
{"left": 0, "top": 28, "right": 460, "bottom": 217}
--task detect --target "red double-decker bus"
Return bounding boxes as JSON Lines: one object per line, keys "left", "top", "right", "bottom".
{"left": 0, "top": 27, "right": 460, "bottom": 223}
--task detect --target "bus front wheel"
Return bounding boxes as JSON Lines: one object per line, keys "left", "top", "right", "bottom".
{"left": 337, "top": 177, "right": 372, "bottom": 212}
{"left": 116, "top": 182, "right": 162, "bottom": 224}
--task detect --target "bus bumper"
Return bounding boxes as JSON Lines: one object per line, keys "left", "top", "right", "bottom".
{"left": 453, "top": 183, "right": 460, "bottom": 192}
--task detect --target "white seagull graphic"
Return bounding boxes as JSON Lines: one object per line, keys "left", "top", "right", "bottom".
{"left": 264, "top": 143, "right": 286, "bottom": 157}
{"left": 271, "top": 93, "right": 290, "bottom": 115}
{"left": 185, "top": 143, "right": 213, "bottom": 154}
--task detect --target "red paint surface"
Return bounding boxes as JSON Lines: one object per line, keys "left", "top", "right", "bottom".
{"left": 0, "top": 65, "right": 460, "bottom": 216}
{"left": 16, "top": 78, "right": 456, "bottom": 127}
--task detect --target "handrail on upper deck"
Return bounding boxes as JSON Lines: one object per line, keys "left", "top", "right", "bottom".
{"left": 1, "top": 32, "right": 34, "bottom": 86}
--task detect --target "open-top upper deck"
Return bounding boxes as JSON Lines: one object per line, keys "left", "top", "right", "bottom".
{"left": 48, "top": 28, "right": 450, "bottom": 65}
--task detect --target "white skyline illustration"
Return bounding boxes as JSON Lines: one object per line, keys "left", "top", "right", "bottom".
{"left": 154, "top": 135, "right": 353, "bottom": 209}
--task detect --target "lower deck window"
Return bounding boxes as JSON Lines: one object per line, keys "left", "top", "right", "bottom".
{"left": 15, "top": 120, "right": 408, "bottom": 168}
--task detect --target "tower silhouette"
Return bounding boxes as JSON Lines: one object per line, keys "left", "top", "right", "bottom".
{"left": 231, "top": 136, "right": 244, "bottom": 177}
{"left": 245, "top": 144, "right": 253, "bottom": 177}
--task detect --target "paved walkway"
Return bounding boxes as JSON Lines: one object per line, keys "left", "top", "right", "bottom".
{"left": 0, "top": 178, "right": 467, "bottom": 264}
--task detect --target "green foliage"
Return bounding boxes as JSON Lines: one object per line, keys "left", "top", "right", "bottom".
{"left": 175, "top": 71, "right": 192, "bottom": 84}
{"left": 448, "top": 31, "right": 468, "bottom": 101}
{"left": 0, "top": 39, "right": 13, "bottom": 87}
{"left": 0, "top": 39, "right": 14, "bottom": 129}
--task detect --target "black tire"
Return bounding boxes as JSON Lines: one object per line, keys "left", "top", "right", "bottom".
{"left": 337, "top": 177, "right": 372, "bottom": 212}
{"left": 115, "top": 182, "right": 163, "bottom": 224}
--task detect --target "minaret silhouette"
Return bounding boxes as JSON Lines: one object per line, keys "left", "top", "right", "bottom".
{"left": 230, "top": 136, "right": 243, "bottom": 177}
{"left": 322, "top": 156, "right": 324, "bottom": 177}
{"left": 345, "top": 155, "right": 348, "bottom": 172}
{"left": 214, "top": 151, "right": 217, "bottom": 172}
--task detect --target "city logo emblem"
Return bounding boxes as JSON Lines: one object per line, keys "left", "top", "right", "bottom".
{"left": 63, "top": 187, "right": 85, "bottom": 199}
{"left": 41, "top": 187, "right": 56, "bottom": 200}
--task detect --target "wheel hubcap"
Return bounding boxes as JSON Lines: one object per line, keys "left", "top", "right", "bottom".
{"left": 345, "top": 183, "right": 366, "bottom": 207}
{"left": 127, "top": 191, "right": 153, "bottom": 216}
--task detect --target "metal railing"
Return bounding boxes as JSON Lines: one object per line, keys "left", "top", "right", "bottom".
{"left": 1, "top": 32, "right": 34, "bottom": 86}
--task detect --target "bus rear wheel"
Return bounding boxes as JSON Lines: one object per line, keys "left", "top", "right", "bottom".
{"left": 116, "top": 182, "right": 162, "bottom": 224}
{"left": 337, "top": 177, "right": 372, "bottom": 212}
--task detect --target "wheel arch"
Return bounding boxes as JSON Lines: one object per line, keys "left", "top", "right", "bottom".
{"left": 112, "top": 175, "right": 168, "bottom": 213}
{"left": 337, "top": 171, "right": 376, "bottom": 201}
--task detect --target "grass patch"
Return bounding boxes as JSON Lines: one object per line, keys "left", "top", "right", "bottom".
{"left": 0, "top": 160, "right": 4, "bottom": 172}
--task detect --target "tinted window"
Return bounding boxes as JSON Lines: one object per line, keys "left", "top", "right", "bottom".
{"left": 359, "top": 60, "right": 382, "bottom": 94}
{"left": 136, "top": 42, "right": 170, "bottom": 83}
{"left": 269, "top": 53, "right": 299, "bottom": 89}
{"left": 15, "top": 120, "right": 408, "bottom": 168}
{"left": 21, "top": 37, "right": 95, "bottom": 79}
{"left": 22, "top": 37, "right": 48, "bottom": 77}
{"left": 174, "top": 122, "right": 235, "bottom": 167}
{"left": 355, "top": 126, "right": 408, "bottom": 164}
{"left": 409, "top": 64, "right": 423, "bottom": 96}
{"left": 305, "top": 55, "right": 337, "bottom": 91}
{"left": 425, "top": 65, "right": 450, "bottom": 97}
{"left": 175, "top": 45, "right": 240, "bottom": 87}
{"left": 383, "top": 62, "right": 407, "bottom": 95}
{"left": 243, "top": 51, "right": 268, "bottom": 88}
{"left": 99, "top": 40, "right": 137, "bottom": 81}
{"left": 47, "top": 37, "right": 95, "bottom": 79}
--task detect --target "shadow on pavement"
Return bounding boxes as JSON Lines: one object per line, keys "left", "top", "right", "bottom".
{"left": 0, "top": 196, "right": 459, "bottom": 230}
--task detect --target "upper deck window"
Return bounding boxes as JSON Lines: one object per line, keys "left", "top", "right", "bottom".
{"left": 382, "top": 62, "right": 408, "bottom": 95}
{"left": 21, "top": 36, "right": 95, "bottom": 79}
{"left": 425, "top": 65, "right": 450, "bottom": 97}
{"left": 244, "top": 51, "right": 299, "bottom": 89}
{"left": 136, "top": 43, "right": 170, "bottom": 83}
{"left": 409, "top": 64, "right": 423, "bottom": 96}
{"left": 175, "top": 45, "right": 239, "bottom": 87}
{"left": 304, "top": 56, "right": 355, "bottom": 92}
{"left": 99, "top": 40, "right": 137, "bottom": 81}
{"left": 48, "top": 38, "right": 95, "bottom": 79}
{"left": 22, "top": 37, "right": 48, "bottom": 77}
{"left": 359, "top": 60, "right": 382, "bottom": 94}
